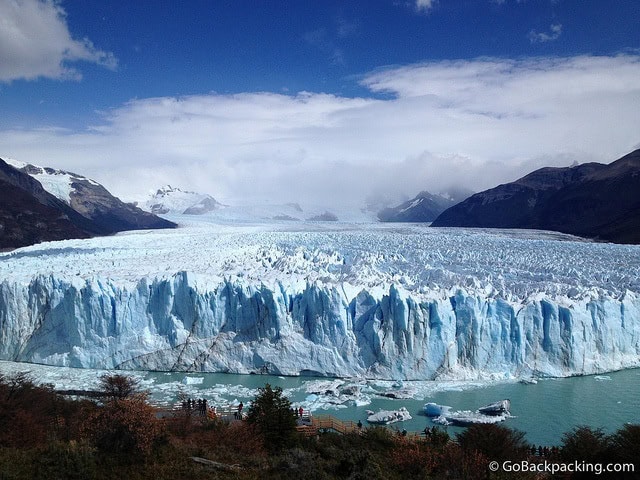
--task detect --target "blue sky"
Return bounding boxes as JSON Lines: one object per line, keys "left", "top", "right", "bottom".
{"left": 1, "top": 0, "right": 639, "bottom": 206}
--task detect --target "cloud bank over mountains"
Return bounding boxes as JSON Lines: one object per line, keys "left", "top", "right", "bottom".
{"left": 2, "top": 54, "right": 639, "bottom": 206}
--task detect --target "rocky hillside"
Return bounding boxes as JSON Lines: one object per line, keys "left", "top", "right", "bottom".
{"left": 432, "top": 149, "right": 640, "bottom": 244}
{"left": 0, "top": 160, "right": 90, "bottom": 248}
{"left": 6, "top": 159, "right": 175, "bottom": 235}
{"left": 0, "top": 158, "right": 175, "bottom": 249}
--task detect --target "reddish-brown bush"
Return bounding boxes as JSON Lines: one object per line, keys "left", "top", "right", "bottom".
{"left": 84, "top": 393, "right": 163, "bottom": 457}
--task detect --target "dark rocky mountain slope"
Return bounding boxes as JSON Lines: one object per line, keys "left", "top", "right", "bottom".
{"left": 0, "top": 158, "right": 175, "bottom": 249}
{"left": 0, "top": 160, "right": 92, "bottom": 248}
{"left": 67, "top": 177, "right": 176, "bottom": 233}
{"left": 432, "top": 149, "right": 640, "bottom": 244}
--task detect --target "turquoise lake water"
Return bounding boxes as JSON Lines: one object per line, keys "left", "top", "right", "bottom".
{"left": 143, "top": 368, "right": 640, "bottom": 446}
{"left": 2, "top": 360, "right": 638, "bottom": 447}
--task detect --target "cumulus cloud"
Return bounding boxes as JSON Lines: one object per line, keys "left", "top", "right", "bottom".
{"left": 528, "top": 23, "right": 563, "bottom": 43}
{"left": 2, "top": 55, "right": 639, "bottom": 208}
{"left": 0, "top": 0, "right": 117, "bottom": 82}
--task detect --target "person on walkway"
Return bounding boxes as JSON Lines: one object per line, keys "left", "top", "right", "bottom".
{"left": 298, "top": 406, "right": 304, "bottom": 418}
{"left": 237, "top": 402, "right": 244, "bottom": 419}
{"left": 357, "top": 420, "right": 363, "bottom": 429}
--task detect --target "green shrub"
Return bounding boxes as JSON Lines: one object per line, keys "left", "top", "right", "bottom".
{"left": 32, "top": 441, "right": 97, "bottom": 480}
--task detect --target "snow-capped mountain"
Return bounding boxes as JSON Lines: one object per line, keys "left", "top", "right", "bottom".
{"left": 1, "top": 218, "right": 638, "bottom": 380}
{"left": 143, "top": 185, "right": 223, "bottom": 215}
{"left": 1, "top": 157, "right": 175, "bottom": 248}
{"left": 0, "top": 158, "right": 93, "bottom": 249}
{"left": 378, "top": 188, "right": 473, "bottom": 222}
{"left": 5, "top": 159, "right": 80, "bottom": 203}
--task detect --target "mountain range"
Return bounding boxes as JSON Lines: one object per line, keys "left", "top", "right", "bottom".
{"left": 4, "top": 148, "right": 640, "bottom": 248}
{"left": 377, "top": 188, "right": 473, "bottom": 222}
{"left": 432, "top": 149, "right": 640, "bottom": 244}
{"left": 0, "top": 158, "right": 175, "bottom": 249}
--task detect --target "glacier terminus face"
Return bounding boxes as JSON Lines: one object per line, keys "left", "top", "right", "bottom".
{"left": 1, "top": 217, "right": 639, "bottom": 380}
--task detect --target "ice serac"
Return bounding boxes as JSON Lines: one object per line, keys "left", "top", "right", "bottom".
{"left": 1, "top": 272, "right": 638, "bottom": 380}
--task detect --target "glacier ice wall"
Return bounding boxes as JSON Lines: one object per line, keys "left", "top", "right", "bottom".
{"left": 1, "top": 271, "right": 638, "bottom": 380}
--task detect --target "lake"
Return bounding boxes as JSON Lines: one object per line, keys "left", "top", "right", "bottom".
{"left": 1, "top": 360, "right": 638, "bottom": 446}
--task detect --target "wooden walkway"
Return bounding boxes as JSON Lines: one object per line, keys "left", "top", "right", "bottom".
{"left": 158, "top": 403, "right": 426, "bottom": 440}
{"left": 311, "top": 414, "right": 359, "bottom": 434}
{"left": 296, "top": 414, "right": 424, "bottom": 439}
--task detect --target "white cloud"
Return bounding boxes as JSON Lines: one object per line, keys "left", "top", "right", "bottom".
{"left": 0, "top": 0, "right": 117, "bottom": 82}
{"left": 528, "top": 23, "right": 563, "bottom": 43}
{"left": 1, "top": 55, "right": 639, "bottom": 208}
{"left": 415, "top": 0, "right": 436, "bottom": 12}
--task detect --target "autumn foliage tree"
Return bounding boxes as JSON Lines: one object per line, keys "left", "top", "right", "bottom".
{"left": 0, "top": 372, "right": 52, "bottom": 447}
{"left": 84, "top": 374, "right": 163, "bottom": 458}
{"left": 609, "top": 424, "right": 640, "bottom": 465}
{"left": 0, "top": 372, "right": 88, "bottom": 448}
{"left": 456, "top": 423, "right": 530, "bottom": 462}
{"left": 560, "top": 426, "right": 610, "bottom": 464}
{"left": 98, "top": 373, "right": 140, "bottom": 400}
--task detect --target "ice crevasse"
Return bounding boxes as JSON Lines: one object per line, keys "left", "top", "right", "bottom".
{"left": 1, "top": 271, "right": 638, "bottom": 380}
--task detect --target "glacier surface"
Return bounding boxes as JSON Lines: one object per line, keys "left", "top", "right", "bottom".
{"left": 1, "top": 217, "right": 639, "bottom": 380}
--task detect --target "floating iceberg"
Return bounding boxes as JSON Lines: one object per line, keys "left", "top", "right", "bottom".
{"left": 433, "top": 399, "right": 511, "bottom": 426}
{"left": 182, "top": 376, "right": 204, "bottom": 385}
{"left": 478, "top": 399, "right": 511, "bottom": 416}
{"left": 433, "top": 411, "right": 510, "bottom": 426}
{"left": 424, "top": 402, "right": 452, "bottom": 417}
{"left": 367, "top": 407, "right": 412, "bottom": 424}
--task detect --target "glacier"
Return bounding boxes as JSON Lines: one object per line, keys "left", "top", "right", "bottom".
{"left": 1, "top": 218, "right": 639, "bottom": 380}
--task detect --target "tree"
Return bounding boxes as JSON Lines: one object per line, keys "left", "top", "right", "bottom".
{"left": 85, "top": 374, "right": 163, "bottom": 457}
{"left": 98, "top": 373, "right": 140, "bottom": 400}
{"left": 560, "top": 426, "right": 610, "bottom": 464}
{"left": 0, "top": 372, "right": 58, "bottom": 447}
{"left": 456, "top": 423, "right": 530, "bottom": 462}
{"left": 246, "top": 383, "right": 297, "bottom": 452}
{"left": 609, "top": 424, "right": 640, "bottom": 465}
{"left": 84, "top": 393, "right": 163, "bottom": 457}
